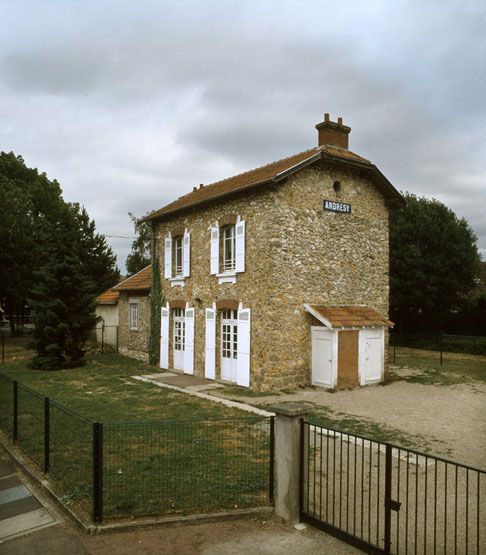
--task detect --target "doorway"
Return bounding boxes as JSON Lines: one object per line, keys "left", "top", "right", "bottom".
{"left": 221, "top": 309, "right": 238, "bottom": 382}
{"left": 311, "top": 326, "right": 337, "bottom": 388}
{"left": 173, "top": 308, "right": 185, "bottom": 371}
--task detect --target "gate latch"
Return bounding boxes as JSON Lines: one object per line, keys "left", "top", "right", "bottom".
{"left": 390, "top": 499, "right": 401, "bottom": 512}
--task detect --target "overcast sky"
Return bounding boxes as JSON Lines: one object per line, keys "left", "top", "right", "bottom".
{"left": 1, "top": 0, "right": 485, "bottom": 271}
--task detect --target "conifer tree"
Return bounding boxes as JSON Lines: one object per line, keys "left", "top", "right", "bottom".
{"left": 29, "top": 208, "right": 97, "bottom": 370}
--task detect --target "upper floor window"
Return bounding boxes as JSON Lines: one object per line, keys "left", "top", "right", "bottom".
{"left": 164, "top": 229, "right": 190, "bottom": 284}
{"left": 173, "top": 236, "right": 183, "bottom": 277}
{"left": 222, "top": 225, "right": 236, "bottom": 272}
{"left": 210, "top": 218, "right": 245, "bottom": 283}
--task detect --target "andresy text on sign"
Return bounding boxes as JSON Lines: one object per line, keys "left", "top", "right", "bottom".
{"left": 323, "top": 200, "right": 352, "bottom": 214}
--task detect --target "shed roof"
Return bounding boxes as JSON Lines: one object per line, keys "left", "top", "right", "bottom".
{"left": 112, "top": 265, "right": 152, "bottom": 292}
{"left": 141, "top": 144, "right": 404, "bottom": 222}
{"left": 96, "top": 288, "right": 119, "bottom": 305}
{"left": 305, "top": 304, "right": 393, "bottom": 330}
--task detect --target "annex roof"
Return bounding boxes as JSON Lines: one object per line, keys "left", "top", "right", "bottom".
{"left": 96, "top": 288, "right": 119, "bottom": 305}
{"left": 112, "top": 265, "right": 152, "bottom": 292}
{"left": 141, "top": 144, "right": 404, "bottom": 223}
{"left": 304, "top": 304, "right": 394, "bottom": 330}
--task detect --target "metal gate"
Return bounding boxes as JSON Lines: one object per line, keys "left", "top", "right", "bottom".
{"left": 300, "top": 421, "right": 485, "bottom": 554}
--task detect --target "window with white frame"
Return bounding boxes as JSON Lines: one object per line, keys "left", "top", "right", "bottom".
{"left": 222, "top": 225, "right": 236, "bottom": 272}
{"left": 129, "top": 301, "right": 139, "bottom": 330}
{"left": 173, "top": 236, "right": 183, "bottom": 277}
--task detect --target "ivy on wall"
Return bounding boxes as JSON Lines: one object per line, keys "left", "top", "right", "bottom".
{"left": 148, "top": 228, "right": 163, "bottom": 365}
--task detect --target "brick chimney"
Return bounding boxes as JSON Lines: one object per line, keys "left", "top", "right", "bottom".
{"left": 315, "top": 113, "right": 351, "bottom": 149}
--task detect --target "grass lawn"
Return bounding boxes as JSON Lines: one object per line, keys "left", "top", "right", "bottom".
{"left": 389, "top": 346, "right": 486, "bottom": 386}
{"left": 0, "top": 347, "right": 271, "bottom": 520}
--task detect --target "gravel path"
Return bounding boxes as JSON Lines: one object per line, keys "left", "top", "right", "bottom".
{"left": 214, "top": 381, "right": 486, "bottom": 468}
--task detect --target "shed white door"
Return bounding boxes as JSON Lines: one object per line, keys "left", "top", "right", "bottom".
{"left": 359, "top": 328, "right": 384, "bottom": 385}
{"left": 173, "top": 308, "right": 185, "bottom": 371}
{"left": 311, "top": 327, "right": 336, "bottom": 388}
{"left": 221, "top": 309, "right": 238, "bottom": 383}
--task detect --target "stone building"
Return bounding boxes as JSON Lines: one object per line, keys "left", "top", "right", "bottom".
{"left": 112, "top": 265, "right": 151, "bottom": 362}
{"left": 142, "top": 115, "right": 404, "bottom": 390}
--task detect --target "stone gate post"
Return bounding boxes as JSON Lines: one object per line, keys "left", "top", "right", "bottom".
{"left": 271, "top": 402, "right": 310, "bottom": 524}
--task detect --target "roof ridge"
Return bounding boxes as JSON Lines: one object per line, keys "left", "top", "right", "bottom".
{"left": 112, "top": 264, "right": 152, "bottom": 290}
{"left": 200, "top": 146, "right": 318, "bottom": 190}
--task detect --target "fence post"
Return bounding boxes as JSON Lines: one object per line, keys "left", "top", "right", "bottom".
{"left": 269, "top": 416, "right": 275, "bottom": 503}
{"left": 384, "top": 444, "right": 393, "bottom": 554}
{"left": 44, "top": 397, "right": 50, "bottom": 473}
{"left": 270, "top": 403, "right": 310, "bottom": 524}
{"left": 92, "top": 422, "right": 104, "bottom": 524}
{"left": 13, "top": 380, "right": 18, "bottom": 442}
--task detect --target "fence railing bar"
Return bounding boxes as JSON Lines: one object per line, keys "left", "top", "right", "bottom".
{"left": 384, "top": 444, "right": 392, "bottom": 554}
{"left": 268, "top": 416, "right": 274, "bottom": 503}
{"left": 415, "top": 452, "right": 419, "bottom": 555}
{"left": 308, "top": 422, "right": 486, "bottom": 475}
{"left": 477, "top": 473, "right": 480, "bottom": 555}
{"left": 444, "top": 462, "right": 448, "bottom": 553}
{"left": 339, "top": 430, "right": 343, "bottom": 530}
{"left": 424, "top": 454, "right": 428, "bottom": 555}
{"left": 406, "top": 450, "right": 410, "bottom": 554}
{"left": 361, "top": 436, "right": 364, "bottom": 539}
{"left": 434, "top": 460, "right": 438, "bottom": 555}
{"left": 465, "top": 468, "right": 469, "bottom": 555}
{"left": 319, "top": 427, "right": 323, "bottom": 522}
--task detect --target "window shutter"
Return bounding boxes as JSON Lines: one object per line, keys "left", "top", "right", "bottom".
{"left": 236, "top": 308, "right": 250, "bottom": 387}
{"left": 204, "top": 308, "right": 216, "bottom": 379}
{"left": 160, "top": 307, "right": 169, "bottom": 369}
{"left": 210, "top": 227, "right": 219, "bottom": 275}
{"left": 184, "top": 308, "right": 194, "bottom": 375}
{"left": 235, "top": 220, "right": 245, "bottom": 273}
{"left": 164, "top": 235, "right": 172, "bottom": 279}
{"left": 183, "top": 230, "right": 190, "bottom": 277}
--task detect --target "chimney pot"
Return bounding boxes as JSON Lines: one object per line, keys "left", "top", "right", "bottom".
{"left": 193, "top": 186, "right": 197, "bottom": 192}
{"left": 199, "top": 183, "right": 204, "bottom": 189}
{"left": 315, "top": 113, "right": 351, "bottom": 149}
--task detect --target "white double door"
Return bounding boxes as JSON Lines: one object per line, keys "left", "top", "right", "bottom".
{"left": 221, "top": 310, "right": 238, "bottom": 383}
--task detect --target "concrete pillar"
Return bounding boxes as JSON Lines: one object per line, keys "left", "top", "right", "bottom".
{"left": 271, "top": 402, "right": 310, "bottom": 524}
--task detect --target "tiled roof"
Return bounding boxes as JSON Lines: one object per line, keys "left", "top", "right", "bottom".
{"left": 96, "top": 288, "right": 119, "bottom": 305}
{"left": 142, "top": 144, "right": 403, "bottom": 222}
{"left": 112, "top": 265, "right": 152, "bottom": 292}
{"left": 306, "top": 305, "right": 394, "bottom": 329}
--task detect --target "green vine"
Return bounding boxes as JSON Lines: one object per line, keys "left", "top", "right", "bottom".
{"left": 148, "top": 227, "right": 163, "bottom": 365}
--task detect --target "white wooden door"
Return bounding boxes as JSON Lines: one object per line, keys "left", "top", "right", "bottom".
{"left": 359, "top": 329, "right": 384, "bottom": 385}
{"left": 311, "top": 327, "right": 337, "bottom": 388}
{"left": 221, "top": 309, "right": 238, "bottom": 383}
{"left": 236, "top": 308, "right": 250, "bottom": 387}
{"left": 173, "top": 308, "right": 185, "bottom": 370}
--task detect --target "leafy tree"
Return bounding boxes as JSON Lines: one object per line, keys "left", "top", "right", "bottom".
{"left": 125, "top": 212, "right": 151, "bottom": 275}
{"left": 0, "top": 152, "right": 120, "bottom": 336}
{"left": 0, "top": 152, "right": 64, "bottom": 335}
{"left": 390, "top": 193, "right": 480, "bottom": 333}
{"left": 29, "top": 207, "right": 97, "bottom": 370}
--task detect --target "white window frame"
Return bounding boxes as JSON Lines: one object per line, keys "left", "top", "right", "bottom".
{"left": 173, "top": 236, "right": 183, "bottom": 277}
{"left": 222, "top": 225, "right": 236, "bottom": 273}
{"left": 129, "top": 301, "right": 139, "bottom": 331}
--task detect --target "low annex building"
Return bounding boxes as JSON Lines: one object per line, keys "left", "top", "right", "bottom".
{"left": 142, "top": 114, "right": 404, "bottom": 390}
{"left": 112, "top": 265, "right": 152, "bottom": 362}
{"left": 95, "top": 287, "right": 119, "bottom": 347}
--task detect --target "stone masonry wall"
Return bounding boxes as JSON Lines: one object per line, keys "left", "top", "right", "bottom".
{"left": 118, "top": 292, "right": 150, "bottom": 362}
{"left": 154, "top": 160, "right": 390, "bottom": 390}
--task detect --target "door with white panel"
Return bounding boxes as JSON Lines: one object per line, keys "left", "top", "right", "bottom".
{"left": 221, "top": 309, "right": 238, "bottom": 383}
{"left": 311, "top": 327, "right": 337, "bottom": 388}
{"left": 359, "top": 329, "right": 384, "bottom": 385}
{"left": 173, "top": 308, "right": 185, "bottom": 371}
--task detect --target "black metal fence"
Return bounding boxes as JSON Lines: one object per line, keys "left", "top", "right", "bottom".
{"left": 300, "top": 421, "right": 485, "bottom": 554}
{"left": 0, "top": 372, "right": 273, "bottom": 524}
{"left": 390, "top": 333, "right": 486, "bottom": 359}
